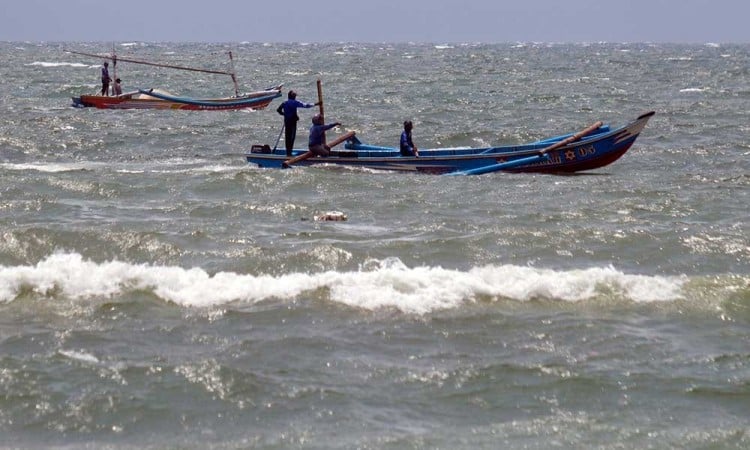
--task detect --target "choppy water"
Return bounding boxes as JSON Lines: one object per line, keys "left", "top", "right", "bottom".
{"left": 1, "top": 41, "right": 749, "bottom": 449}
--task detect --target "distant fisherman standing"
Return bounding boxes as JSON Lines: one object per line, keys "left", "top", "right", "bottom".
{"left": 276, "top": 90, "right": 320, "bottom": 157}
{"left": 100, "top": 61, "right": 111, "bottom": 96}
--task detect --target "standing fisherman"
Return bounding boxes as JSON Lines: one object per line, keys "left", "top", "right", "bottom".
{"left": 276, "top": 90, "right": 320, "bottom": 157}
{"left": 100, "top": 61, "right": 111, "bottom": 96}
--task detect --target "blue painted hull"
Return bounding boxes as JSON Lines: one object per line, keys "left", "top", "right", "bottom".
{"left": 246, "top": 112, "right": 654, "bottom": 175}
{"left": 136, "top": 88, "right": 281, "bottom": 110}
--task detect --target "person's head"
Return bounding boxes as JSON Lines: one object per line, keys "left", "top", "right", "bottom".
{"left": 288, "top": 90, "right": 296, "bottom": 99}
{"left": 312, "top": 114, "right": 323, "bottom": 125}
{"left": 104, "top": 62, "right": 109, "bottom": 67}
{"left": 404, "top": 120, "right": 413, "bottom": 131}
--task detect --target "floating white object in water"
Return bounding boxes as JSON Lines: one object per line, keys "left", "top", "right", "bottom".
{"left": 314, "top": 211, "right": 347, "bottom": 221}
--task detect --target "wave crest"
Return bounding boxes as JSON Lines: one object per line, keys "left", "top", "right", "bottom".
{"left": 0, "top": 253, "right": 700, "bottom": 314}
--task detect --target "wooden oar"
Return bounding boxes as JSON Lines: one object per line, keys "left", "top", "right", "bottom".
{"left": 538, "top": 121, "right": 603, "bottom": 155}
{"left": 448, "top": 120, "right": 602, "bottom": 176}
{"left": 282, "top": 131, "right": 356, "bottom": 168}
{"left": 272, "top": 123, "right": 285, "bottom": 151}
{"left": 447, "top": 154, "right": 550, "bottom": 176}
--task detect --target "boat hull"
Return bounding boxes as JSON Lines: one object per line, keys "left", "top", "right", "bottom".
{"left": 72, "top": 87, "right": 281, "bottom": 111}
{"left": 245, "top": 112, "right": 655, "bottom": 175}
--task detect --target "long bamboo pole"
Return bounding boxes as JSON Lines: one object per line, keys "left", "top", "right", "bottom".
{"left": 282, "top": 131, "right": 356, "bottom": 168}
{"left": 316, "top": 79, "right": 326, "bottom": 146}
{"left": 65, "top": 49, "right": 235, "bottom": 76}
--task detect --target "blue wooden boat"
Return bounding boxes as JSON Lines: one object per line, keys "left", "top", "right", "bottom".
{"left": 246, "top": 111, "right": 655, "bottom": 175}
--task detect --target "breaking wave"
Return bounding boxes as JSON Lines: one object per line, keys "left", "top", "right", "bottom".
{"left": 0, "top": 253, "right": 706, "bottom": 314}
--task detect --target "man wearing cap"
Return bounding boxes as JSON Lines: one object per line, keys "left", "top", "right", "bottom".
{"left": 276, "top": 90, "right": 320, "bottom": 157}
{"left": 308, "top": 114, "right": 341, "bottom": 157}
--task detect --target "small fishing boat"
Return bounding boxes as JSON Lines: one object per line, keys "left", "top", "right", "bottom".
{"left": 72, "top": 86, "right": 282, "bottom": 110}
{"left": 246, "top": 111, "right": 655, "bottom": 175}
{"left": 67, "top": 48, "right": 282, "bottom": 111}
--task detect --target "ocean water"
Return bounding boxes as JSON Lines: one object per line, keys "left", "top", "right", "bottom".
{"left": 1, "top": 41, "right": 749, "bottom": 448}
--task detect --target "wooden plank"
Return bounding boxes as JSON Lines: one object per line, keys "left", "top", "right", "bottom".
{"left": 538, "top": 121, "right": 603, "bottom": 154}
{"left": 283, "top": 131, "right": 356, "bottom": 168}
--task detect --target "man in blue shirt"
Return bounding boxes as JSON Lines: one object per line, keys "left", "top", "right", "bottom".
{"left": 400, "top": 120, "right": 419, "bottom": 157}
{"left": 308, "top": 114, "right": 341, "bottom": 157}
{"left": 276, "top": 90, "right": 320, "bottom": 156}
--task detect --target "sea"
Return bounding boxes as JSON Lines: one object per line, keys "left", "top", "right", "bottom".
{"left": 0, "top": 41, "right": 748, "bottom": 449}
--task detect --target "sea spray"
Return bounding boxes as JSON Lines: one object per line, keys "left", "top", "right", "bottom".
{"left": 1, "top": 253, "right": 689, "bottom": 312}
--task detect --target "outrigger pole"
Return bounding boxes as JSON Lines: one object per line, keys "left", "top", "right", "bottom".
{"left": 65, "top": 49, "right": 241, "bottom": 96}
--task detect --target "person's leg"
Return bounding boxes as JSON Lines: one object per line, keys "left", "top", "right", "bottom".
{"left": 284, "top": 125, "right": 296, "bottom": 156}
{"left": 309, "top": 144, "right": 330, "bottom": 157}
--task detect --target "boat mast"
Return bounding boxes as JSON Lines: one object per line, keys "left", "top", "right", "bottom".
{"left": 111, "top": 43, "right": 117, "bottom": 94}
{"left": 228, "top": 51, "right": 240, "bottom": 97}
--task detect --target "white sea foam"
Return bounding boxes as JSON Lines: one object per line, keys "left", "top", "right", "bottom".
{"left": 59, "top": 349, "right": 99, "bottom": 364}
{"left": 0, "top": 162, "right": 106, "bottom": 173}
{"left": 0, "top": 253, "right": 688, "bottom": 313}
{"left": 27, "top": 61, "right": 89, "bottom": 68}
{"left": 146, "top": 164, "right": 240, "bottom": 175}
{"left": 1, "top": 161, "right": 229, "bottom": 175}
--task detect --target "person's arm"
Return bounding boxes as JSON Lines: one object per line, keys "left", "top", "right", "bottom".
{"left": 320, "top": 123, "right": 342, "bottom": 149}
{"left": 276, "top": 103, "right": 284, "bottom": 115}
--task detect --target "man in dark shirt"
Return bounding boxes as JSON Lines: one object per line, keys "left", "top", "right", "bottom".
{"left": 308, "top": 114, "right": 341, "bottom": 157}
{"left": 276, "top": 90, "right": 319, "bottom": 156}
{"left": 100, "top": 62, "right": 111, "bottom": 96}
{"left": 400, "top": 120, "right": 419, "bottom": 157}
